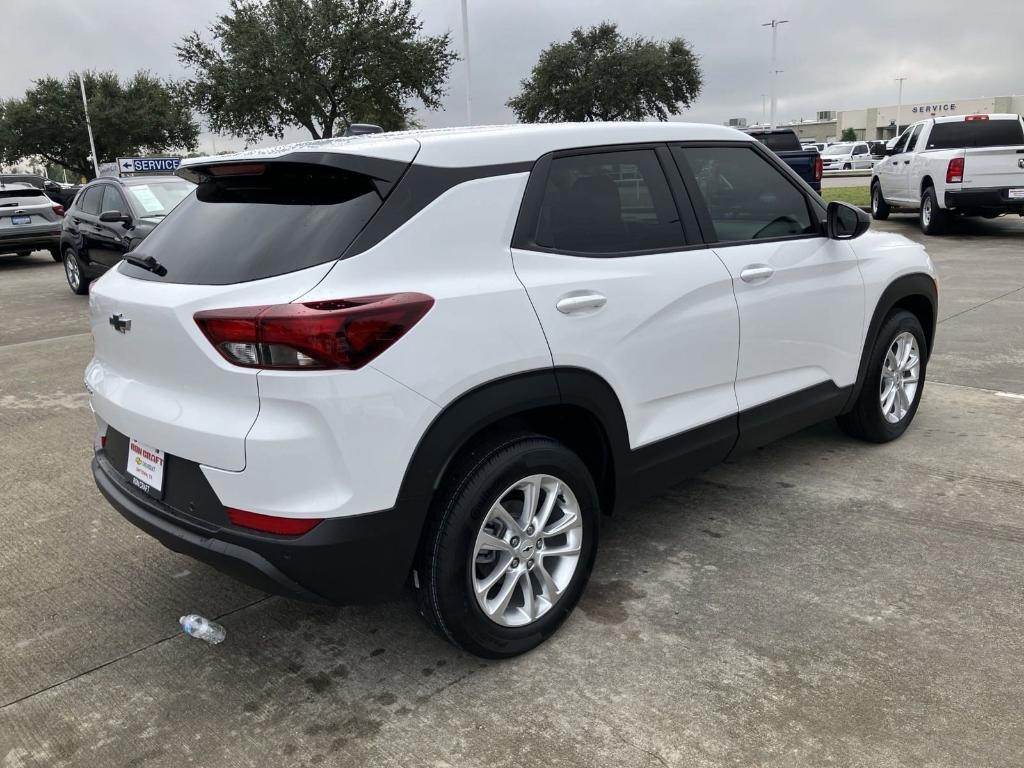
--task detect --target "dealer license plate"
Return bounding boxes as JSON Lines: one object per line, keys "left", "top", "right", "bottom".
{"left": 126, "top": 437, "right": 165, "bottom": 498}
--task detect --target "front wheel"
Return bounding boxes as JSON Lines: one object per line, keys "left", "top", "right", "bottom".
{"left": 838, "top": 310, "right": 927, "bottom": 443}
{"left": 920, "top": 186, "right": 946, "bottom": 235}
{"left": 843, "top": 162, "right": 852, "bottom": 170}
{"left": 416, "top": 434, "right": 599, "bottom": 658}
{"left": 63, "top": 248, "right": 89, "bottom": 295}
{"left": 871, "top": 182, "right": 890, "bottom": 220}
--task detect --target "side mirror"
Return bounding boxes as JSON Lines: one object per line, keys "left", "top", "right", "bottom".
{"left": 99, "top": 209, "right": 132, "bottom": 224}
{"left": 827, "top": 201, "right": 870, "bottom": 240}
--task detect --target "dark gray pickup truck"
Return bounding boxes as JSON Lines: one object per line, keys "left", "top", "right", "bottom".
{"left": 744, "top": 128, "right": 822, "bottom": 192}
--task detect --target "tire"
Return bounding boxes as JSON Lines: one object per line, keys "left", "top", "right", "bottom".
{"left": 15, "top": 250, "right": 32, "bottom": 257}
{"left": 871, "top": 182, "right": 890, "bottom": 220}
{"left": 843, "top": 163, "right": 852, "bottom": 170}
{"left": 837, "top": 309, "right": 927, "bottom": 443}
{"left": 920, "top": 186, "right": 946, "bottom": 235}
{"left": 416, "top": 433, "right": 600, "bottom": 658}
{"left": 63, "top": 248, "right": 89, "bottom": 295}
{"left": 49, "top": 247, "right": 61, "bottom": 262}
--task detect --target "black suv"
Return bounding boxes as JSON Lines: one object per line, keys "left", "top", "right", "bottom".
{"left": 60, "top": 175, "right": 194, "bottom": 294}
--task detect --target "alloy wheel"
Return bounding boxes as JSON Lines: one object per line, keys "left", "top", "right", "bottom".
{"left": 922, "top": 197, "right": 932, "bottom": 228}
{"left": 64, "top": 252, "right": 80, "bottom": 291}
{"left": 471, "top": 474, "right": 583, "bottom": 627}
{"left": 880, "top": 331, "right": 920, "bottom": 423}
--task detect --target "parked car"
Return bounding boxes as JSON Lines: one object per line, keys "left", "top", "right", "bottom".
{"left": 871, "top": 113, "right": 1024, "bottom": 234}
{"left": 0, "top": 173, "right": 79, "bottom": 209}
{"left": 802, "top": 142, "right": 829, "bottom": 153}
{"left": 821, "top": 141, "right": 875, "bottom": 171}
{"left": 744, "top": 127, "right": 823, "bottom": 191}
{"left": 867, "top": 141, "right": 888, "bottom": 160}
{"left": 0, "top": 182, "right": 64, "bottom": 260}
{"left": 87, "top": 123, "right": 937, "bottom": 658}
{"left": 59, "top": 174, "right": 194, "bottom": 294}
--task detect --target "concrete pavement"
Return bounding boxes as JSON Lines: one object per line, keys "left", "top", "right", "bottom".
{"left": 1, "top": 216, "right": 1022, "bottom": 767}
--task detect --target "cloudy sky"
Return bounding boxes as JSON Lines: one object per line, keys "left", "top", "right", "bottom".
{"left": 6, "top": 0, "right": 1023, "bottom": 152}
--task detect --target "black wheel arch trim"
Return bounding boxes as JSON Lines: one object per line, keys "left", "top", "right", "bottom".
{"left": 844, "top": 272, "right": 938, "bottom": 412}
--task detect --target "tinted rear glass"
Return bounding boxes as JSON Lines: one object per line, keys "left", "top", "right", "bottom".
{"left": 926, "top": 119, "right": 1024, "bottom": 149}
{"left": 0, "top": 187, "right": 44, "bottom": 201}
{"left": 750, "top": 132, "right": 802, "bottom": 152}
{"left": 119, "top": 163, "right": 382, "bottom": 285}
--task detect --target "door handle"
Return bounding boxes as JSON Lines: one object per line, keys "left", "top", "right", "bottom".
{"left": 556, "top": 292, "right": 607, "bottom": 314}
{"left": 903, "top": 160, "right": 911, "bottom": 165}
{"left": 740, "top": 265, "right": 774, "bottom": 283}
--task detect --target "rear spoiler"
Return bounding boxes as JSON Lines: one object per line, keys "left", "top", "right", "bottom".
{"left": 177, "top": 151, "right": 414, "bottom": 199}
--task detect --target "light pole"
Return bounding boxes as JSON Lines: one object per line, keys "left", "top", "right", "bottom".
{"left": 894, "top": 75, "right": 909, "bottom": 135}
{"left": 460, "top": 0, "right": 472, "bottom": 125}
{"left": 78, "top": 72, "right": 100, "bottom": 178}
{"left": 761, "top": 93, "right": 767, "bottom": 125}
{"left": 762, "top": 19, "right": 788, "bottom": 129}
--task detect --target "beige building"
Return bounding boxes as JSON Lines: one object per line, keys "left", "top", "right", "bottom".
{"left": 768, "top": 95, "right": 1024, "bottom": 143}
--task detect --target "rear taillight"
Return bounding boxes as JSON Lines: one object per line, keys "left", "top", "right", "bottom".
{"left": 965, "top": 114, "right": 989, "bottom": 121}
{"left": 226, "top": 508, "right": 322, "bottom": 536}
{"left": 946, "top": 157, "right": 965, "bottom": 184}
{"left": 194, "top": 293, "right": 434, "bottom": 370}
{"left": 813, "top": 156, "right": 823, "bottom": 182}
{"left": 52, "top": 204, "right": 65, "bottom": 217}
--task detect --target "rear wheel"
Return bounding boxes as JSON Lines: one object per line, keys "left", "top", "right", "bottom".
{"left": 63, "top": 248, "right": 89, "bottom": 295}
{"left": 838, "top": 309, "right": 927, "bottom": 443}
{"left": 920, "top": 186, "right": 946, "bottom": 235}
{"left": 416, "top": 433, "right": 599, "bottom": 658}
{"left": 871, "top": 182, "right": 890, "bottom": 220}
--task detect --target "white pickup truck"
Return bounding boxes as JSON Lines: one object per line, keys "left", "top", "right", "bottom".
{"left": 870, "top": 113, "right": 1024, "bottom": 234}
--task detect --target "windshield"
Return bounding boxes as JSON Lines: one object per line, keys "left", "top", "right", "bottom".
{"left": 124, "top": 180, "right": 195, "bottom": 217}
{"left": 823, "top": 144, "right": 853, "bottom": 155}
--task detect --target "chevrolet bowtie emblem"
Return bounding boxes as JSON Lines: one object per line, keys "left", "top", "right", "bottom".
{"left": 109, "top": 314, "right": 132, "bottom": 333}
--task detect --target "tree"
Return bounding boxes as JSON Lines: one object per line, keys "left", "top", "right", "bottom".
{"left": 841, "top": 127, "right": 858, "bottom": 142}
{"left": 0, "top": 71, "right": 198, "bottom": 180}
{"left": 177, "top": 0, "right": 458, "bottom": 143}
{"left": 507, "top": 22, "right": 702, "bottom": 123}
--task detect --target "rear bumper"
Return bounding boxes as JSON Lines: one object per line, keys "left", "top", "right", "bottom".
{"left": 93, "top": 452, "right": 425, "bottom": 604}
{"left": 945, "top": 187, "right": 1024, "bottom": 213}
{"left": 0, "top": 228, "right": 59, "bottom": 251}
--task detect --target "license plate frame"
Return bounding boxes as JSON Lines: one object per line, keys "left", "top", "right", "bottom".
{"left": 11, "top": 215, "right": 31, "bottom": 225}
{"left": 126, "top": 437, "right": 165, "bottom": 500}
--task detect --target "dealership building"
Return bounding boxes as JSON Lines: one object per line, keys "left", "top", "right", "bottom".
{"left": 768, "top": 95, "right": 1024, "bottom": 143}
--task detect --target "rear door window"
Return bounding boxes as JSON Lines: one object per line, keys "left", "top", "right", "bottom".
{"left": 532, "top": 149, "right": 685, "bottom": 254}
{"left": 119, "top": 162, "right": 383, "bottom": 285}
{"left": 926, "top": 119, "right": 1024, "bottom": 149}
{"left": 675, "top": 145, "right": 818, "bottom": 243}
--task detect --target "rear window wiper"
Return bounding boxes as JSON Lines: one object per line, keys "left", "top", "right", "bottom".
{"left": 125, "top": 253, "right": 168, "bottom": 276}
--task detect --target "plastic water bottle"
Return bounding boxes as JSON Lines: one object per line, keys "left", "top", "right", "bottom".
{"left": 179, "top": 614, "right": 226, "bottom": 644}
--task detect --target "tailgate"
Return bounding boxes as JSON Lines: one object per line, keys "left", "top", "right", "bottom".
{"left": 963, "top": 146, "right": 1024, "bottom": 188}
{"left": 86, "top": 264, "right": 334, "bottom": 471}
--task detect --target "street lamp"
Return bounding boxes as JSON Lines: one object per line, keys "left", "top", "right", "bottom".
{"left": 78, "top": 73, "right": 100, "bottom": 178}
{"left": 894, "top": 75, "right": 909, "bottom": 135}
{"left": 762, "top": 19, "right": 789, "bottom": 129}
{"left": 460, "top": 0, "right": 472, "bottom": 125}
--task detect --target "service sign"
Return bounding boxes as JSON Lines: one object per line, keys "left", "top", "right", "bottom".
{"left": 117, "top": 156, "right": 182, "bottom": 174}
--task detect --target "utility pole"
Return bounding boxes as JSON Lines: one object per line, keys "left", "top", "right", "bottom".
{"left": 894, "top": 75, "right": 909, "bottom": 135}
{"left": 78, "top": 72, "right": 100, "bottom": 178}
{"left": 761, "top": 93, "right": 767, "bottom": 125}
{"left": 460, "top": 0, "right": 472, "bottom": 125}
{"left": 762, "top": 19, "right": 788, "bottom": 129}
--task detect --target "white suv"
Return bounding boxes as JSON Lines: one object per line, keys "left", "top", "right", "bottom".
{"left": 87, "top": 123, "right": 938, "bottom": 658}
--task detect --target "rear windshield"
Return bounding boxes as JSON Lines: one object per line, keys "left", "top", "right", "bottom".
{"left": 119, "top": 163, "right": 382, "bottom": 285}
{"left": 749, "top": 132, "right": 802, "bottom": 152}
{"left": 0, "top": 188, "right": 44, "bottom": 202}
{"left": 926, "top": 119, "right": 1024, "bottom": 149}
